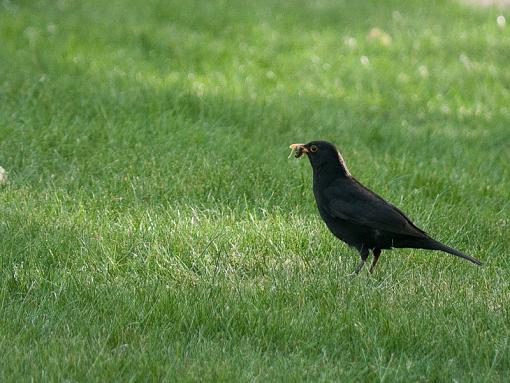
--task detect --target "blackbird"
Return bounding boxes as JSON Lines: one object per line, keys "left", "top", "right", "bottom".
{"left": 289, "top": 140, "right": 481, "bottom": 274}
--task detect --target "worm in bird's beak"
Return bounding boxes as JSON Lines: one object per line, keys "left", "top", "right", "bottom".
{"left": 288, "top": 143, "right": 309, "bottom": 158}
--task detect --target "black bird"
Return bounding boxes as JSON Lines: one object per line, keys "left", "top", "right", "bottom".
{"left": 289, "top": 140, "right": 481, "bottom": 274}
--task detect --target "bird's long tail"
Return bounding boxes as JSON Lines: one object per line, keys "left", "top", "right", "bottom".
{"left": 421, "top": 239, "right": 482, "bottom": 266}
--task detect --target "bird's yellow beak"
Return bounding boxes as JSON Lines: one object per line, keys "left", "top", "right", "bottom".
{"left": 289, "top": 143, "right": 309, "bottom": 158}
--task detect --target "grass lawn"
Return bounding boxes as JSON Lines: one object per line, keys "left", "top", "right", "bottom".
{"left": 1, "top": 0, "right": 509, "bottom": 381}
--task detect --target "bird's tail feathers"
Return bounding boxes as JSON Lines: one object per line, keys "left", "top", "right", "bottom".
{"left": 425, "top": 239, "right": 482, "bottom": 266}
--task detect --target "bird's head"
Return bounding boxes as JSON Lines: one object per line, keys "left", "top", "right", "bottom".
{"left": 289, "top": 140, "right": 351, "bottom": 176}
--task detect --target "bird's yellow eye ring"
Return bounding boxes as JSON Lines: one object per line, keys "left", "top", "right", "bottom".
{"left": 310, "top": 145, "right": 318, "bottom": 153}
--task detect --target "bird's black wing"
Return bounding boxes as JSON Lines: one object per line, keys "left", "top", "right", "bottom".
{"left": 323, "top": 179, "right": 427, "bottom": 238}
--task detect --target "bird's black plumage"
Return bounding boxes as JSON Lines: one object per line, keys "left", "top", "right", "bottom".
{"left": 290, "top": 140, "right": 481, "bottom": 273}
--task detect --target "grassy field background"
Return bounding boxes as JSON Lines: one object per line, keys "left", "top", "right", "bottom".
{"left": 1, "top": 0, "right": 509, "bottom": 381}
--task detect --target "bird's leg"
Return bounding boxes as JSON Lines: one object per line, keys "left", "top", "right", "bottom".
{"left": 369, "top": 248, "right": 381, "bottom": 274}
{"left": 354, "top": 247, "right": 369, "bottom": 274}
{"left": 354, "top": 259, "right": 365, "bottom": 274}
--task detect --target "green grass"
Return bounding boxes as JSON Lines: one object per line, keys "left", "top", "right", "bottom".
{"left": 1, "top": 0, "right": 509, "bottom": 381}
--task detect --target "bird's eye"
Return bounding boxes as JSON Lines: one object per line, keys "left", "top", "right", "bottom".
{"left": 310, "top": 145, "right": 318, "bottom": 153}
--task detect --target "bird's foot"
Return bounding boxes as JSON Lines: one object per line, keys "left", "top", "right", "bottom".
{"left": 352, "top": 259, "right": 366, "bottom": 275}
